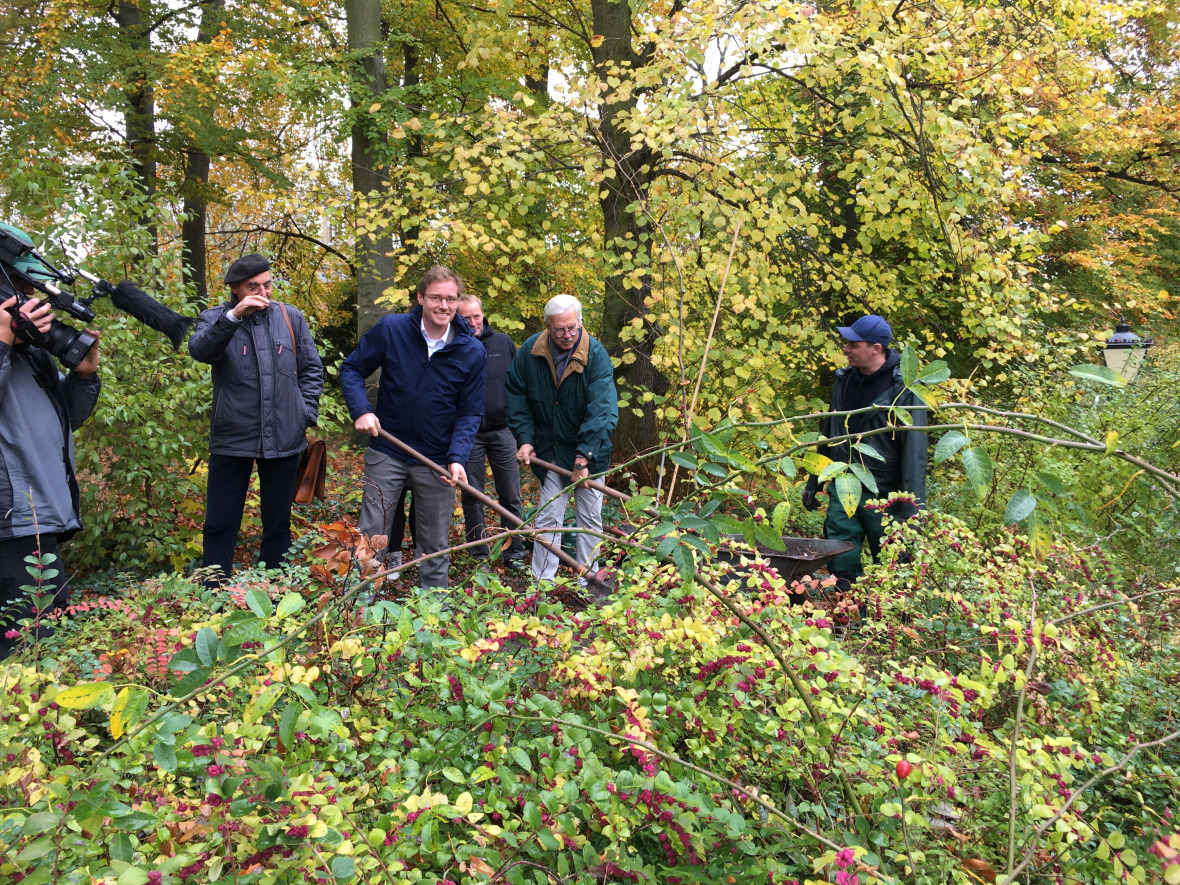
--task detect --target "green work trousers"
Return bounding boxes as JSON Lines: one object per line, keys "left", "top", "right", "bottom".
{"left": 824, "top": 488, "right": 912, "bottom": 577}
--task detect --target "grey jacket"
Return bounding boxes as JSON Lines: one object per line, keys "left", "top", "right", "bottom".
{"left": 189, "top": 302, "right": 324, "bottom": 458}
{"left": 0, "top": 340, "right": 101, "bottom": 541}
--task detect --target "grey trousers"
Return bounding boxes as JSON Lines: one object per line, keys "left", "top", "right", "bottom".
{"left": 531, "top": 468, "right": 604, "bottom": 583}
{"left": 359, "top": 449, "right": 456, "bottom": 589}
{"left": 462, "top": 427, "right": 525, "bottom": 560}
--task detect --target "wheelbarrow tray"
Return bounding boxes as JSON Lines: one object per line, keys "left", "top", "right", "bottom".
{"left": 720, "top": 535, "right": 855, "bottom": 584}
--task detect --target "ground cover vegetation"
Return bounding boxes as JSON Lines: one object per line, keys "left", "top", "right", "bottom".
{"left": 1, "top": 0, "right": 1178, "bottom": 881}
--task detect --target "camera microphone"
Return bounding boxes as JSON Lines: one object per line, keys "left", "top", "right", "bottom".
{"left": 110, "top": 280, "right": 195, "bottom": 350}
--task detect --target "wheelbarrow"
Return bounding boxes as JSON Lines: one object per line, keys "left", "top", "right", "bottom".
{"left": 718, "top": 535, "right": 855, "bottom": 602}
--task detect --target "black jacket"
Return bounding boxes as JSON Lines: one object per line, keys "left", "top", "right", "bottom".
{"left": 806, "top": 349, "right": 927, "bottom": 504}
{"left": 189, "top": 302, "right": 324, "bottom": 458}
{"left": 476, "top": 325, "right": 516, "bottom": 432}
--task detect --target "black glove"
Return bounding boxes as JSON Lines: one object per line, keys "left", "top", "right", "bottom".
{"left": 801, "top": 485, "right": 821, "bottom": 512}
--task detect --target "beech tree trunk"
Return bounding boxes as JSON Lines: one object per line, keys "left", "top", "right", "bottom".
{"left": 590, "top": 0, "right": 667, "bottom": 484}
{"left": 347, "top": 0, "right": 396, "bottom": 338}
{"left": 112, "top": 1, "right": 158, "bottom": 255}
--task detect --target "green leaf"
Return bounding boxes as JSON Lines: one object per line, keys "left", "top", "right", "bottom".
{"left": 1003, "top": 490, "right": 1037, "bottom": 525}
{"left": 55, "top": 681, "right": 114, "bottom": 710}
{"left": 195, "top": 627, "right": 220, "bottom": 667}
{"left": 900, "top": 345, "right": 919, "bottom": 386}
{"left": 1036, "top": 471, "right": 1066, "bottom": 496}
{"left": 169, "top": 667, "right": 211, "bottom": 699}
{"left": 279, "top": 704, "right": 301, "bottom": 749}
{"left": 441, "top": 767, "right": 466, "bottom": 784}
{"left": 1068, "top": 363, "right": 1127, "bottom": 388}
{"left": 110, "top": 832, "right": 134, "bottom": 863}
{"left": 224, "top": 618, "right": 265, "bottom": 648}
{"left": 672, "top": 544, "right": 695, "bottom": 584}
{"left": 960, "top": 446, "right": 994, "bottom": 500}
{"left": 153, "top": 741, "right": 177, "bottom": 772}
{"left": 771, "top": 501, "right": 791, "bottom": 534}
{"left": 510, "top": 747, "right": 532, "bottom": 771}
{"left": 833, "top": 473, "right": 862, "bottom": 518}
{"left": 754, "top": 522, "right": 786, "bottom": 551}
{"left": 1027, "top": 508, "right": 1053, "bottom": 562}
{"left": 21, "top": 812, "right": 59, "bottom": 836}
{"left": 848, "top": 463, "right": 878, "bottom": 494}
{"left": 523, "top": 801, "right": 543, "bottom": 829}
{"left": 276, "top": 592, "right": 305, "bottom": 618}
{"left": 245, "top": 588, "right": 272, "bottom": 618}
{"left": 916, "top": 360, "right": 950, "bottom": 384}
{"left": 114, "top": 810, "right": 158, "bottom": 830}
{"left": 777, "top": 456, "right": 797, "bottom": 478}
{"left": 933, "top": 431, "right": 969, "bottom": 464}
{"left": 669, "top": 451, "right": 698, "bottom": 469}
{"left": 330, "top": 856, "right": 356, "bottom": 880}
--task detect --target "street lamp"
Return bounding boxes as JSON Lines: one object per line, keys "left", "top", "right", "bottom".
{"left": 1103, "top": 318, "right": 1153, "bottom": 383}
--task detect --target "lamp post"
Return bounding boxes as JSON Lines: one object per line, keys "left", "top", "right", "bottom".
{"left": 1103, "top": 318, "right": 1153, "bottom": 383}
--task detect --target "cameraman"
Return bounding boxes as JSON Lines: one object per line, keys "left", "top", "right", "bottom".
{"left": 0, "top": 261, "right": 101, "bottom": 659}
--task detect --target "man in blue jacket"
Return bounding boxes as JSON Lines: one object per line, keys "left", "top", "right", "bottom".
{"left": 189, "top": 254, "right": 324, "bottom": 585}
{"left": 340, "top": 266, "right": 487, "bottom": 590}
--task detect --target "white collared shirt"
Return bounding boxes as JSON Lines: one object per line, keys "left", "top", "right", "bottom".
{"left": 420, "top": 318, "right": 452, "bottom": 358}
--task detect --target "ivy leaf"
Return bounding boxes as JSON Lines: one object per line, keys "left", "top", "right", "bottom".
{"left": 934, "top": 431, "right": 970, "bottom": 463}
{"left": 246, "top": 588, "right": 272, "bottom": 618}
{"left": 1068, "top": 364, "right": 1127, "bottom": 388}
{"left": 1003, "top": 490, "right": 1037, "bottom": 525}
{"left": 960, "top": 446, "right": 994, "bottom": 500}
{"left": 833, "top": 473, "right": 862, "bottom": 518}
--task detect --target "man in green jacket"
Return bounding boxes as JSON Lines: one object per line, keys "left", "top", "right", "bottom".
{"left": 506, "top": 294, "right": 618, "bottom": 584}
{"left": 802, "top": 315, "right": 927, "bottom": 591}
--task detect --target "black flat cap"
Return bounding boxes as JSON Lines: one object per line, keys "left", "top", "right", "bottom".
{"left": 224, "top": 253, "right": 270, "bottom": 285}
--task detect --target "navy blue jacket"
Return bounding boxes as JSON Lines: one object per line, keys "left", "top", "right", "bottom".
{"left": 340, "top": 306, "right": 487, "bottom": 466}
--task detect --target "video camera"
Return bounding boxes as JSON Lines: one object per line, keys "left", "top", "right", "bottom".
{"left": 0, "top": 226, "right": 194, "bottom": 369}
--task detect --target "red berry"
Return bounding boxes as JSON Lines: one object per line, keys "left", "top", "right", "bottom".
{"left": 895, "top": 760, "right": 912, "bottom": 779}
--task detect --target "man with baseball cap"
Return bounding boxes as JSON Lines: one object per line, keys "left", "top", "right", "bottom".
{"left": 189, "top": 253, "right": 324, "bottom": 584}
{"left": 802, "top": 314, "right": 927, "bottom": 592}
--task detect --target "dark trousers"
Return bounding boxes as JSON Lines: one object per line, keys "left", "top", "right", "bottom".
{"left": 824, "top": 487, "right": 914, "bottom": 578}
{"left": 0, "top": 534, "right": 69, "bottom": 659}
{"left": 462, "top": 427, "right": 525, "bottom": 560}
{"left": 202, "top": 452, "right": 302, "bottom": 582}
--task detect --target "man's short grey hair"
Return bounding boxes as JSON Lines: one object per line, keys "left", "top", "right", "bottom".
{"left": 544, "top": 294, "right": 582, "bottom": 324}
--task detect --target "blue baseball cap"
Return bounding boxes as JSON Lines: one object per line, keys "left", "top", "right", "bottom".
{"left": 837, "top": 315, "right": 891, "bottom": 346}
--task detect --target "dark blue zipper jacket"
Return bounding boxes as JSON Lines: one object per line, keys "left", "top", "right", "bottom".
{"left": 340, "top": 306, "right": 487, "bottom": 466}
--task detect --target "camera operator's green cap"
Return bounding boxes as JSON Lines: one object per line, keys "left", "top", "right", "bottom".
{"left": 0, "top": 222, "right": 52, "bottom": 279}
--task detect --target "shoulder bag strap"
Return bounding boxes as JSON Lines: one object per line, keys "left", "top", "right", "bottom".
{"left": 278, "top": 302, "right": 298, "bottom": 363}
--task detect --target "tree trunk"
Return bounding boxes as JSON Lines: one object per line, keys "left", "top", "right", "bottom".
{"left": 347, "top": 0, "right": 396, "bottom": 339}
{"left": 180, "top": 0, "right": 225, "bottom": 308}
{"left": 112, "top": 1, "right": 158, "bottom": 255}
{"left": 590, "top": 0, "right": 666, "bottom": 485}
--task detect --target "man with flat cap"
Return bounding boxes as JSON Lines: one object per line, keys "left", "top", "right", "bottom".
{"left": 802, "top": 314, "right": 927, "bottom": 592}
{"left": 190, "top": 254, "right": 324, "bottom": 584}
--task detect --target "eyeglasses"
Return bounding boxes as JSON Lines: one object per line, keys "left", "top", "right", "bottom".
{"left": 244, "top": 280, "right": 273, "bottom": 294}
{"left": 550, "top": 324, "right": 580, "bottom": 338}
{"left": 423, "top": 294, "right": 458, "bottom": 306}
